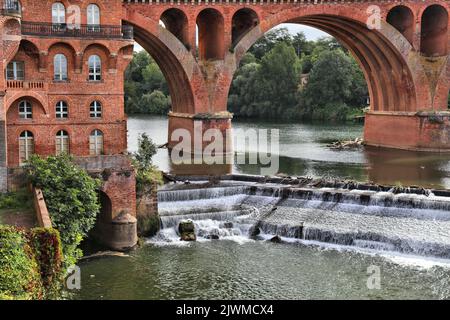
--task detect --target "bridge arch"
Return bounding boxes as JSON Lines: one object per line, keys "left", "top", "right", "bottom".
{"left": 196, "top": 8, "right": 225, "bottom": 60}
{"left": 420, "top": 4, "right": 448, "bottom": 57}
{"left": 232, "top": 8, "right": 260, "bottom": 48}
{"left": 160, "top": 8, "right": 189, "bottom": 49}
{"left": 233, "top": 8, "right": 420, "bottom": 113}
{"left": 122, "top": 8, "right": 198, "bottom": 114}
{"left": 387, "top": 5, "right": 414, "bottom": 46}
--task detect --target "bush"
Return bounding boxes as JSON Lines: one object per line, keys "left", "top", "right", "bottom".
{"left": 0, "top": 226, "right": 63, "bottom": 300}
{"left": 0, "top": 226, "right": 43, "bottom": 300}
{"left": 25, "top": 154, "right": 101, "bottom": 268}
{"left": 0, "top": 189, "right": 33, "bottom": 210}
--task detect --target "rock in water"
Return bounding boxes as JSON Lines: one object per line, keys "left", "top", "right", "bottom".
{"left": 179, "top": 220, "right": 196, "bottom": 241}
{"left": 249, "top": 226, "right": 261, "bottom": 238}
{"left": 270, "top": 235, "right": 282, "bottom": 243}
{"left": 221, "top": 221, "right": 233, "bottom": 229}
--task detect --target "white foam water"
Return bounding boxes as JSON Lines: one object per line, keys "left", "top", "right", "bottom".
{"left": 153, "top": 183, "right": 450, "bottom": 263}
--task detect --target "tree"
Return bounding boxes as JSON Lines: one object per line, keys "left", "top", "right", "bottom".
{"left": 303, "top": 49, "right": 354, "bottom": 107}
{"left": 124, "top": 51, "right": 170, "bottom": 114}
{"left": 249, "top": 28, "right": 292, "bottom": 60}
{"left": 133, "top": 133, "right": 157, "bottom": 171}
{"left": 141, "top": 90, "right": 170, "bottom": 114}
{"left": 26, "top": 154, "right": 101, "bottom": 268}
{"left": 257, "top": 42, "right": 301, "bottom": 117}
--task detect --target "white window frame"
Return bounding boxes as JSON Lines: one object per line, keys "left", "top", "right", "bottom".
{"left": 90, "top": 101, "right": 102, "bottom": 118}
{"left": 89, "top": 129, "right": 104, "bottom": 156}
{"left": 54, "top": 54, "right": 68, "bottom": 81}
{"left": 55, "top": 130, "right": 69, "bottom": 155}
{"left": 19, "top": 100, "right": 32, "bottom": 119}
{"left": 52, "top": 2, "right": 66, "bottom": 25}
{"left": 88, "top": 55, "right": 102, "bottom": 81}
{"left": 6, "top": 61, "right": 25, "bottom": 80}
{"left": 19, "top": 131, "right": 34, "bottom": 165}
{"left": 87, "top": 4, "right": 100, "bottom": 25}
{"left": 56, "top": 101, "right": 68, "bottom": 118}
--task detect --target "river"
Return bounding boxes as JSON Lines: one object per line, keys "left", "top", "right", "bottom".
{"left": 71, "top": 115, "right": 450, "bottom": 300}
{"left": 127, "top": 115, "right": 450, "bottom": 189}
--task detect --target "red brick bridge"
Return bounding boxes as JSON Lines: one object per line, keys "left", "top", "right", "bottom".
{"left": 121, "top": 0, "right": 449, "bottom": 152}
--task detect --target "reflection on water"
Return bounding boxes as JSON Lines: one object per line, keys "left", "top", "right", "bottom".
{"left": 73, "top": 241, "right": 450, "bottom": 300}
{"left": 127, "top": 115, "right": 450, "bottom": 189}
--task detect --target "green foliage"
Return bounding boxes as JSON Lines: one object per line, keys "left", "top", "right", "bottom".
{"left": 229, "top": 42, "right": 301, "bottom": 120}
{"left": 132, "top": 134, "right": 163, "bottom": 198}
{"left": 0, "top": 226, "right": 42, "bottom": 300}
{"left": 0, "top": 189, "right": 33, "bottom": 210}
{"left": 125, "top": 51, "right": 171, "bottom": 114}
{"left": 134, "top": 133, "right": 157, "bottom": 171}
{"left": 137, "top": 214, "right": 160, "bottom": 238}
{"left": 25, "top": 154, "right": 101, "bottom": 268}
{"left": 299, "top": 49, "right": 368, "bottom": 121}
{"left": 0, "top": 226, "right": 63, "bottom": 300}
{"left": 141, "top": 90, "right": 171, "bottom": 115}
{"left": 29, "top": 228, "right": 63, "bottom": 297}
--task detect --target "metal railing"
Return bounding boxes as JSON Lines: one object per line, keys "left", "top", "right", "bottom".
{"left": 21, "top": 22, "right": 134, "bottom": 40}
{"left": 1, "top": 0, "right": 21, "bottom": 17}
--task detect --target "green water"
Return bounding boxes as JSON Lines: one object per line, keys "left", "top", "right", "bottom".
{"left": 72, "top": 240, "right": 450, "bottom": 300}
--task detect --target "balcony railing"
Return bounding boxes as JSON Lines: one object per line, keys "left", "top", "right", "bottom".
{"left": 21, "top": 22, "right": 134, "bottom": 40}
{"left": 1, "top": 0, "right": 21, "bottom": 17}
{"left": 7, "top": 80, "right": 47, "bottom": 90}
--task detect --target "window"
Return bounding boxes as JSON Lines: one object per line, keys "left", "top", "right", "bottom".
{"left": 88, "top": 55, "right": 101, "bottom": 81}
{"left": 90, "top": 101, "right": 102, "bottom": 118}
{"left": 19, "top": 101, "right": 32, "bottom": 119}
{"left": 55, "top": 130, "right": 69, "bottom": 155}
{"left": 87, "top": 4, "right": 100, "bottom": 32}
{"left": 19, "top": 131, "right": 34, "bottom": 165}
{"left": 89, "top": 129, "right": 103, "bottom": 155}
{"left": 6, "top": 61, "right": 24, "bottom": 80}
{"left": 52, "top": 2, "right": 66, "bottom": 25}
{"left": 54, "top": 54, "right": 68, "bottom": 81}
{"left": 56, "top": 101, "right": 68, "bottom": 118}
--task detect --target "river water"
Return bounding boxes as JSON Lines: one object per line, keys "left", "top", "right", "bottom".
{"left": 127, "top": 115, "right": 450, "bottom": 189}
{"left": 72, "top": 115, "right": 450, "bottom": 300}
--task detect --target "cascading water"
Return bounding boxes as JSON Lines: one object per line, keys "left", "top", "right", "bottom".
{"left": 152, "top": 181, "right": 450, "bottom": 259}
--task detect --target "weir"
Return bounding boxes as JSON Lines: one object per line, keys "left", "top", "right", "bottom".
{"left": 155, "top": 180, "right": 450, "bottom": 259}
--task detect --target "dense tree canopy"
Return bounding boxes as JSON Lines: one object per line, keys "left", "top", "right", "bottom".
{"left": 125, "top": 51, "right": 170, "bottom": 114}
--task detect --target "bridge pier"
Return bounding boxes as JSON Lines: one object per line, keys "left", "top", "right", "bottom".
{"left": 365, "top": 112, "right": 450, "bottom": 152}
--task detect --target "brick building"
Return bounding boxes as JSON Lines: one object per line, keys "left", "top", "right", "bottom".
{"left": 1, "top": 0, "right": 134, "bottom": 188}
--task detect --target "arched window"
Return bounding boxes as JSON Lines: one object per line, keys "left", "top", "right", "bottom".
{"left": 88, "top": 55, "right": 102, "bottom": 81}
{"left": 55, "top": 130, "right": 69, "bottom": 155}
{"left": 90, "top": 101, "right": 102, "bottom": 118}
{"left": 19, "top": 131, "right": 34, "bottom": 164}
{"left": 87, "top": 4, "right": 100, "bottom": 32}
{"left": 55, "top": 101, "right": 68, "bottom": 118}
{"left": 87, "top": 4, "right": 100, "bottom": 25}
{"left": 54, "top": 54, "right": 68, "bottom": 81}
{"left": 19, "top": 100, "right": 32, "bottom": 119}
{"left": 52, "top": 2, "right": 66, "bottom": 25}
{"left": 89, "top": 129, "right": 103, "bottom": 155}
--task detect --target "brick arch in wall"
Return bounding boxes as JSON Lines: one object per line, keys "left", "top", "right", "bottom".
{"left": 6, "top": 92, "right": 48, "bottom": 115}
{"left": 81, "top": 43, "right": 112, "bottom": 72}
{"left": 232, "top": 8, "right": 429, "bottom": 113}
{"left": 122, "top": 9, "right": 199, "bottom": 115}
